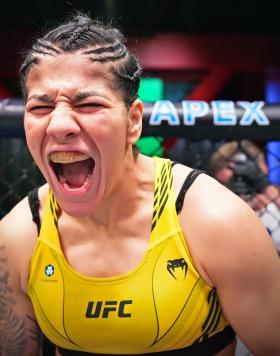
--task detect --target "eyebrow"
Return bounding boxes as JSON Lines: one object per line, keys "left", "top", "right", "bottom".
{"left": 27, "top": 94, "right": 53, "bottom": 103}
{"left": 27, "top": 91, "right": 109, "bottom": 103}
{"left": 74, "top": 91, "right": 109, "bottom": 101}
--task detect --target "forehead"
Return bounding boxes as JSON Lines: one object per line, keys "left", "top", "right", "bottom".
{"left": 26, "top": 53, "right": 116, "bottom": 95}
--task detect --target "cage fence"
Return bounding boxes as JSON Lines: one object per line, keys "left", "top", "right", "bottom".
{"left": 1, "top": 99, "right": 280, "bottom": 254}
{"left": 0, "top": 136, "right": 45, "bottom": 217}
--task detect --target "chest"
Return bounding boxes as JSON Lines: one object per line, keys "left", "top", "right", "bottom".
{"left": 28, "top": 234, "right": 215, "bottom": 354}
{"left": 58, "top": 210, "right": 153, "bottom": 278}
{"left": 62, "top": 233, "right": 152, "bottom": 278}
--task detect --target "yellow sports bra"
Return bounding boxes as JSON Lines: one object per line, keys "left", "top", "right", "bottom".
{"left": 27, "top": 157, "right": 235, "bottom": 355}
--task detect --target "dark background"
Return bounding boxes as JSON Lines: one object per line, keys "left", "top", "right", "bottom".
{"left": 0, "top": 0, "right": 279, "bottom": 35}
{"left": 1, "top": 0, "right": 280, "bottom": 217}
{"left": 1, "top": 0, "right": 280, "bottom": 99}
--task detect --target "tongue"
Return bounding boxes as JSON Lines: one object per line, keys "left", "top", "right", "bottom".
{"left": 62, "top": 159, "right": 92, "bottom": 188}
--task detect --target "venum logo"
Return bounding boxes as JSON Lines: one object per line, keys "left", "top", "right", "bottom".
{"left": 167, "top": 258, "right": 188, "bottom": 280}
{"left": 85, "top": 300, "right": 133, "bottom": 318}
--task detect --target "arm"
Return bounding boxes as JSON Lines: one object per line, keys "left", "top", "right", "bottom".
{"left": 179, "top": 174, "right": 280, "bottom": 355}
{"left": 0, "top": 199, "right": 42, "bottom": 355}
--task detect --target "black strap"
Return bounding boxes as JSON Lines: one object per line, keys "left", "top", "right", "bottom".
{"left": 27, "top": 187, "right": 41, "bottom": 235}
{"left": 58, "top": 325, "right": 235, "bottom": 355}
{"left": 175, "top": 169, "right": 206, "bottom": 214}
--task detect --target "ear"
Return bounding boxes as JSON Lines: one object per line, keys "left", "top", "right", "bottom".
{"left": 127, "top": 99, "right": 144, "bottom": 144}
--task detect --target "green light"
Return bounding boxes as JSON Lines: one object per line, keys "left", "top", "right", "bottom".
{"left": 138, "top": 78, "right": 164, "bottom": 102}
{"left": 137, "top": 78, "right": 164, "bottom": 157}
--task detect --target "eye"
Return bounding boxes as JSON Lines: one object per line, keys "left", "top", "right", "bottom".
{"left": 75, "top": 102, "right": 106, "bottom": 113}
{"left": 76, "top": 103, "right": 104, "bottom": 108}
{"left": 28, "top": 105, "right": 53, "bottom": 114}
{"left": 32, "top": 105, "right": 52, "bottom": 110}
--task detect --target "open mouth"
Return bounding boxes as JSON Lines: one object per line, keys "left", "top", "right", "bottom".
{"left": 49, "top": 151, "right": 95, "bottom": 189}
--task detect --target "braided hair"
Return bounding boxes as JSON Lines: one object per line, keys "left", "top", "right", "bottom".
{"left": 20, "top": 13, "right": 142, "bottom": 108}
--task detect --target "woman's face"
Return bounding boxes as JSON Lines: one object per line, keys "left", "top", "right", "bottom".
{"left": 24, "top": 53, "right": 142, "bottom": 217}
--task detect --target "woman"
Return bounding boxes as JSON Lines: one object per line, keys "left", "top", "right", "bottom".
{"left": 0, "top": 12, "right": 279, "bottom": 356}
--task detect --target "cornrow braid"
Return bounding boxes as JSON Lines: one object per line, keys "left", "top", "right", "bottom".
{"left": 88, "top": 44, "right": 127, "bottom": 63}
{"left": 34, "top": 39, "right": 62, "bottom": 55}
{"left": 20, "top": 12, "right": 142, "bottom": 107}
{"left": 117, "top": 67, "right": 143, "bottom": 83}
{"left": 114, "top": 56, "right": 142, "bottom": 106}
{"left": 20, "top": 39, "right": 62, "bottom": 99}
{"left": 83, "top": 42, "right": 122, "bottom": 55}
{"left": 65, "top": 16, "right": 94, "bottom": 50}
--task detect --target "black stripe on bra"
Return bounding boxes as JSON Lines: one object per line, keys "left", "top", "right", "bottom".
{"left": 28, "top": 187, "right": 41, "bottom": 234}
{"left": 57, "top": 325, "right": 235, "bottom": 355}
{"left": 173, "top": 165, "right": 206, "bottom": 214}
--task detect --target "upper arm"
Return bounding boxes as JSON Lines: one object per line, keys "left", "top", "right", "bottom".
{"left": 0, "top": 199, "right": 41, "bottom": 355}
{"left": 212, "top": 203, "right": 280, "bottom": 355}
{"left": 179, "top": 174, "right": 280, "bottom": 355}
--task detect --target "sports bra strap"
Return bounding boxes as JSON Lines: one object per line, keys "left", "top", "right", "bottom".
{"left": 175, "top": 169, "right": 205, "bottom": 214}
{"left": 27, "top": 187, "right": 41, "bottom": 235}
{"left": 27, "top": 166, "right": 205, "bottom": 232}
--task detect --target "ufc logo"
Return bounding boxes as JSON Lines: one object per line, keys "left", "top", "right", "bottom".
{"left": 85, "top": 300, "right": 133, "bottom": 318}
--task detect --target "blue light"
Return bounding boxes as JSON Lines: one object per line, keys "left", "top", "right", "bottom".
{"left": 266, "top": 81, "right": 280, "bottom": 103}
{"left": 266, "top": 72, "right": 280, "bottom": 184}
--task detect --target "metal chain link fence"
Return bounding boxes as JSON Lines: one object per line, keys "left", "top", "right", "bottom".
{"left": 0, "top": 137, "right": 45, "bottom": 217}
{"left": 166, "top": 138, "right": 280, "bottom": 254}
{"left": 1, "top": 135, "right": 280, "bottom": 255}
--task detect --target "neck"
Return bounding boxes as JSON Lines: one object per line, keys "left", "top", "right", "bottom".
{"left": 65, "top": 154, "right": 155, "bottom": 229}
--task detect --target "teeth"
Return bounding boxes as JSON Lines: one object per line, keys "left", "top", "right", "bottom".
{"left": 58, "top": 175, "right": 66, "bottom": 183}
{"left": 49, "top": 152, "right": 90, "bottom": 164}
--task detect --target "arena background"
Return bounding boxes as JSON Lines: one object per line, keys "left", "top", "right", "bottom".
{"left": 1, "top": 0, "right": 280, "bottom": 220}
{"left": 1, "top": 2, "right": 280, "bottom": 355}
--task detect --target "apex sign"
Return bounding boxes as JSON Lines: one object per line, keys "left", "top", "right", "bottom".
{"left": 149, "top": 100, "right": 270, "bottom": 126}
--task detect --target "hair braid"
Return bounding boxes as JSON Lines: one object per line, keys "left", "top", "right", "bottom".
{"left": 83, "top": 42, "right": 122, "bottom": 55}
{"left": 117, "top": 66, "right": 142, "bottom": 83}
{"left": 89, "top": 44, "right": 127, "bottom": 63}
{"left": 20, "top": 12, "right": 142, "bottom": 107}
{"left": 35, "top": 40, "right": 62, "bottom": 54}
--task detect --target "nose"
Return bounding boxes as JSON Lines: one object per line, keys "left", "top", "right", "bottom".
{"left": 46, "top": 106, "right": 81, "bottom": 143}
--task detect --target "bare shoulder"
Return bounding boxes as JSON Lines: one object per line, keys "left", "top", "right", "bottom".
{"left": 1, "top": 183, "right": 48, "bottom": 237}
{"left": 173, "top": 164, "right": 279, "bottom": 286}
{"left": 173, "top": 165, "right": 280, "bottom": 353}
{"left": 1, "top": 193, "right": 37, "bottom": 246}
{"left": 0, "top": 184, "right": 49, "bottom": 290}
{"left": 0, "top": 187, "right": 47, "bottom": 355}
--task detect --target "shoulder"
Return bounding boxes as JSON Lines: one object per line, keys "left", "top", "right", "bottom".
{"left": 0, "top": 184, "right": 49, "bottom": 291}
{"left": 0, "top": 184, "right": 49, "bottom": 239}
{"left": 173, "top": 163, "right": 278, "bottom": 286}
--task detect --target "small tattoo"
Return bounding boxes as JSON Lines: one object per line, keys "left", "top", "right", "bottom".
{"left": 0, "top": 244, "right": 29, "bottom": 355}
{"left": 27, "top": 314, "right": 41, "bottom": 344}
